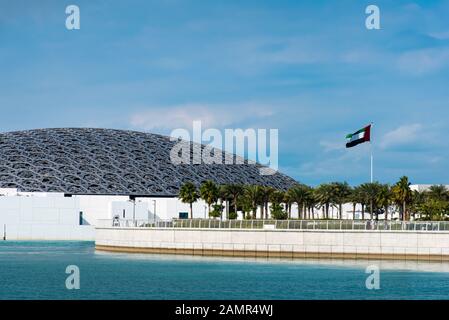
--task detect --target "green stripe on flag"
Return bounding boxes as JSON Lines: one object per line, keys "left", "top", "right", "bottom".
{"left": 346, "top": 127, "right": 366, "bottom": 140}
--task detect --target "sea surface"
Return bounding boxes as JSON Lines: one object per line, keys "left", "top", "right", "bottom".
{"left": 1, "top": 241, "right": 449, "bottom": 299}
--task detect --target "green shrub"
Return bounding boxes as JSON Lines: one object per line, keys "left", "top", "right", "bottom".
{"left": 209, "top": 203, "right": 224, "bottom": 218}
{"left": 228, "top": 211, "right": 237, "bottom": 220}
{"left": 270, "top": 203, "right": 287, "bottom": 220}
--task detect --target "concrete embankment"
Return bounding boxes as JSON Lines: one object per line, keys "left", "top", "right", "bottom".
{"left": 95, "top": 227, "right": 449, "bottom": 261}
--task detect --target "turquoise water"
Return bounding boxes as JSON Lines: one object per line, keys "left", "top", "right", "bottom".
{"left": 1, "top": 241, "right": 449, "bottom": 299}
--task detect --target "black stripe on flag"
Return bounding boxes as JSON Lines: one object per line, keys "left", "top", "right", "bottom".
{"left": 346, "top": 137, "right": 366, "bottom": 148}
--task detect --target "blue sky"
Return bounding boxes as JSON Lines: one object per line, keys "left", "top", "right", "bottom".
{"left": 0, "top": 0, "right": 448, "bottom": 185}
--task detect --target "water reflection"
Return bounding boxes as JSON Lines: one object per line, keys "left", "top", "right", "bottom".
{"left": 94, "top": 250, "right": 449, "bottom": 273}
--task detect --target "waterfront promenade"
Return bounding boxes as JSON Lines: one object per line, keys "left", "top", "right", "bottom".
{"left": 95, "top": 219, "right": 449, "bottom": 261}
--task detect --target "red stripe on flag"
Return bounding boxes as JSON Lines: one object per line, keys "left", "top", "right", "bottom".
{"left": 364, "top": 124, "right": 371, "bottom": 142}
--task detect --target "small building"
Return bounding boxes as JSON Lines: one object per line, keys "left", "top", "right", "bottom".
{"left": 410, "top": 184, "right": 449, "bottom": 192}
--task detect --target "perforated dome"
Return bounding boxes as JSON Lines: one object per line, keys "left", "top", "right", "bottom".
{"left": 0, "top": 128, "right": 297, "bottom": 196}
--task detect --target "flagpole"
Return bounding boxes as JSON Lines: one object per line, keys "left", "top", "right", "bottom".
{"left": 370, "top": 144, "right": 373, "bottom": 183}
{"left": 370, "top": 122, "right": 373, "bottom": 183}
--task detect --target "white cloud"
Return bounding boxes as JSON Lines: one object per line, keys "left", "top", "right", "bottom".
{"left": 291, "top": 145, "right": 371, "bottom": 183}
{"left": 380, "top": 123, "right": 423, "bottom": 149}
{"left": 397, "top": 47, "right": 449, "bottom": 75}
{"left": 257, "top": 38, "right": 327, "bottom": 64}
{"left": 319, "top": 140, "right": 345, "bottom": 152}
{"left": 129, "top": 103, "right": 275, "bottom": 131}
{"left": 428, "top": 30, "right": 449, "bottom": 40}
{"left": 429, "top": 156, "right": 442, "bottom": 164}
{"left": 220, "top": 36, "right": 331, "bottom": 76}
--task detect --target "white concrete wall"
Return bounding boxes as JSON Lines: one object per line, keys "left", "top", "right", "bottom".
{"left": 0, "top": 191, "right": 229, "bottom": 240}
{"left": 95, "top": 227, "right": 449, "bottom": 260}
{"left": 111, "top": 200, "right": 149, "bottom": 220}
{"left": 0, "top": 195, "right": 94, "bottom": 240}
{"left": 74, "top": 194, "right": 129, "bottom": 224}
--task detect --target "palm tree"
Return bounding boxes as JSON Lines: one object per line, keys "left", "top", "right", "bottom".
{"left": 237, "top": 193, "right": 253, "bottom": 219}
{"left": 411, "top": 190, "right": 426, "bottom": 220}
{"left": 179, "top": 182, "right": 199, "bottom": 219}
{"left": 220, "top": 184, "right": 243, "bottom": 219}
{"left": 359, "top": 182, "right": 382, "bottom": 220}
{"left": 283, "top": 190, "right": 294, "bottom": 219}
{"left": 244, "top": 185, "right": 263, "bottom": 219}
{"left": 376, "top": 184, "right": 392, "bottom": 220}
{"left": 199, "top": 180, "right": 219, "bottom": 218}
{"left": 260, "top": 186, "right": 275, "bottom": 219}
{"left": 221, "top": 184, "right": 244, "bottom": 217}
{"left": 270, "top": 190, "right": 285, "bottom": 204}
{"left": 352, "top": 185, "right": 368, "bottom": 220}
{"left": 347, "top": 188, "right": 359, "bottom": 220}
{"left": 270, "top": 202, "right": 287, "bottom": 220}
{"left": 217, "top": 185, "right": 230, "bottom": 220}
{"left": 269, "top": 190, "right": 287, "bottom": 220}
{"left": 288, "top": 184, "right": 312, "bottom": 219}
{"left": 332, "top": 182, "right": 351, "bottom": 219}
{"left": 392, "top": 176, "right": 412, "bottom": 221}
{"left": 304, "top": 186, "right": 316, "bottom": 219}
{"left": 314, "top": 183, "right": 335, "bottom": 219}
{"left": 270, "top": 190, "right": 285, "bottom": 218}
{"left": 428, "top": 185, "right": 448, "bottom": 201}
{"left": 287, "top": 185, "right": 304, "bottom": 219}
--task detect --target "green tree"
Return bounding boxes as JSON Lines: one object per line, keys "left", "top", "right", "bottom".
{"left": 283, "top": 190, "right": 294, "bottom": 219}
{"left": 237, "top": 194, "right": 253, "bottom": 219}
{"left": 392, "top": 176, "right": 412, "bottom": 221}
{"left": 244, "top": 185, "right": 263, "bottom": 219}
{"left": 304, "top": 186, "right": 316, "bottom": 219}
{"left": 287, "top": 184, "right": 310, "bottom": 219}
{"left": 260, "top": 186, "right": 275, "bottom": 219}
{"left": 416, "top": 199, "right": 449, "bottom": 221}
{"left": 179, "top": 182, "right": 199, "bottom": 219}
{"left": 411, "top": 190, "right": 426, "bottom": 220}
{"left": 376, "top": 184, "right": 392, "bottom": 220}
{"left": 269, "top": 190, "right": 287, "bottom": 220}
{"left": 428, "top": 185, "right": 448, "bottom": 201}
{"left": 221, "top": 184, "right": 244, "bottom": 218}
{"left": 314, "top": 183, "right": 335, "bottom": 219}
{"left": 269, "top": 190, "right": 285, "bottom": 204}
{"left": 351, "top": 186, "right": 370, "bottom": 220}
{"left": 270, "top": 203, "right": 287, "bottom": 220}
{"left": 347, "top": 187, "right": 359, "bottom": 220}
{"left": 359, "top": 182, "right": 383, "bottom": 220}
{"left": 332, "top": 182, "right": 352, "bottom": 219}
{"left": 209, "top": 203, "right": 224, "bottom": 219}
{"left": 200, "top": 180, "right": 219, "bottom": 218}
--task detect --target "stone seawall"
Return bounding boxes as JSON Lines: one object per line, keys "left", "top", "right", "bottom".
{"left": 95, "top": 227, "right": 449, "bottom": 261}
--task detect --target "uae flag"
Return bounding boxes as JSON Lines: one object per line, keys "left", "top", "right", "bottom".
{"left": 346, "top": 124, "right": 371, "bottom": 148}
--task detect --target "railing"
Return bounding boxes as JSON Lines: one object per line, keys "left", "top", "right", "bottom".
{"left": 96, "top": 219, "right": 449, "bottom": 232}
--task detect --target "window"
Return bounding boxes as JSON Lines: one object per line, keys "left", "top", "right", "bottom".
{"left": 179, "top": 212, "right": 188, "bottom": 219}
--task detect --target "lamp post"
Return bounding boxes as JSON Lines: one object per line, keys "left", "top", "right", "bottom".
{"left": 128, "top": 198, "right": 136, "bottom": 226}
{"left": 204, "top": 205, "right": 207, "bottom": 219}
{"left": 132, "top": 200, "right": 136, "bottom": 226}
{"left": 153, "top": 200, "right": 156, "bottom": 225}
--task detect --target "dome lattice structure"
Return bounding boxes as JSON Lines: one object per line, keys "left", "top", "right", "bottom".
{"left": 0, "top": 128, "right": 297, "bottom": 196}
